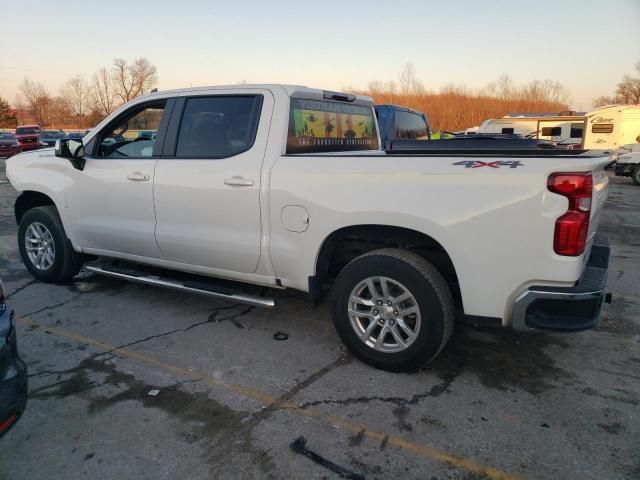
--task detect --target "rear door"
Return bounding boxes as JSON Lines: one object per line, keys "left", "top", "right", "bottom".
{"left": 153, "top": 89, "right": 273, "bottom": 273}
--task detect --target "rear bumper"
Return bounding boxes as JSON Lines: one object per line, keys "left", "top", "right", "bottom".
{"left": 511, "top": 234, "right": 610, "bottom": 332}
{"left": 0, "top": 308, "right": 28, "bottom": 438}
{"left": 18, "top": 144, "right": 38, "bottom": 151}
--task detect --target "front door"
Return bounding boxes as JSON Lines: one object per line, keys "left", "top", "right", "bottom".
{"left": 66, "top": 100, "right": 169, "bottom": 259}
{"left": 153, "top": 91, "right": 272, "bottom": 273}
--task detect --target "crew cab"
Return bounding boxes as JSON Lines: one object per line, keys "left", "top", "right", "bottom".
{"left": 6, "top": 85, "right": 612, "bottom": 371}
{"left": 14, "top": 125, "right": 41, "bottom": 152}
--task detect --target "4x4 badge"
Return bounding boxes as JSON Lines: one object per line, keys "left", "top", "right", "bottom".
{"left": 453, "top": 160, "right": 524, "bottom": 169}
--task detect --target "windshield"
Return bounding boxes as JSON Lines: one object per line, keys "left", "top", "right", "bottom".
{"left": 41, "top": 130, "right": 65, "bottom": 139}
{"left": 16, "top": 127, "right": 40, "bottom": 135}
{"left": 0, "top": 133, "right": 16, "bottom": 140}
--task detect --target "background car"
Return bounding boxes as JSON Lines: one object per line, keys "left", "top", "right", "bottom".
{"left": 65, "top": 131, "right": 85, "bottom": 142}
{"left": 0, "top": 133, "right": 22, "bottom": 158}
{"left": 0, "top": 277, "right": 27, "bottom": 438}
{"left": 14, "top": 125, "right": 41, "bottom": 151}
{"left": 39, "top": 129, "right": 66, "bottom": 148}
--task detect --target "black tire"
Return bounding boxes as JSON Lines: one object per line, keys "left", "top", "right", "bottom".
{"left": 18, "top": 206, "right": 85, "bottom": 283}
{"left": 631, "top": 165, "right": 640, "bottom": 186}
{"left": 331, "top": 248, "right": 454, "bottom": 372}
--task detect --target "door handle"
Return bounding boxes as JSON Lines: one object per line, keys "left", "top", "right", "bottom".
{"left": 127, "top": 172, "right": 150, "bottom": 182}
{"left": 224, "top": 176, "right": 254, "bottom": 187}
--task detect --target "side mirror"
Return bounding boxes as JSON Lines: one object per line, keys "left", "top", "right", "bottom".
{"left": 55, "top": 139, "right": 86, "bottom": 171}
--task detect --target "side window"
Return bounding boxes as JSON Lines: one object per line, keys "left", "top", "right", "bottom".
{"left": 541, "top": 126, "right": 562, "bottom": 136}
{"left": 570, "top": 123, "right": 584, "bottom": 138}
{"left": 395, "top": 111, "right": 429, "bottom": 140}
{"left": 98, "top": 101, "right": 166, "bottom": 157}
{"left": 501, "top": 127, "right": 515, "bottom": 135}
{"left": 175, "top": 96, "right": 262, "bottom": 158}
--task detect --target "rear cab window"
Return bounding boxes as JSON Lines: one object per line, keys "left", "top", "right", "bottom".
{"left": 395, "top": 110, "right": 429, "bottom": 140}
{"left": 286, "top": 97, "right": 378, "bottom": 154}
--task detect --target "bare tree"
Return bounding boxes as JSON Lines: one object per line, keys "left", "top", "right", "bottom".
{"left": 112, "top": 57, "right": 158, "bottom": 102}
{"left": 593, "top": 60, "right": 640, "bottom": 107}
{"left": 398, "top": 63, "right": 425, "bottom": 96}
{"left": 616, "top": 73, "right": 640, "bottom": 104}
{"left": 13, "top": 96, "right": 26, "bottom": 124}
{"left": 18, "top": 77, "right": 52, "bottom": 125}
{"left": 592, "top": 95, "right": 618, "bottom": 108}
{"left": 495, "top": 74, "right": 515, "bottom": 101}
{"left": 60, "top": 75, "right": 91, "bottom": 128}
{"left": 92, "top": 67, "right": 118, "bottom": 116}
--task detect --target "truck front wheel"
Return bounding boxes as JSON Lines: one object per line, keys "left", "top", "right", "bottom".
{"left": 18, "top": 206, "right": 85, "bottom": 283}
{"left": 331, "top": 248, "right": 454, "bottom": 372}
{"left": 632, "top": 165, "right": 640, "bottom": 185}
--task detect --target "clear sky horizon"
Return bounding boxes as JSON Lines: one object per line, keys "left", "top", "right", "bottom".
{"left": 1, "top": 0, "right": 639, "bottom": 110}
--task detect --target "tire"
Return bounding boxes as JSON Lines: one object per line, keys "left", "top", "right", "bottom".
{"left": 331, "top": 248, "right": 454, "bottom": 372}
{"left": 631, "top": 165, "right": 640, "bottom": 186}
{"left": 18, "top": 206, "right": 85, "bottom": 283}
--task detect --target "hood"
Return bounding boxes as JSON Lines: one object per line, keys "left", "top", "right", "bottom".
{"left": 0, "top": 139, "right": 20, "bottom": 146}
{"left": 15, "top": 133, "right": 39, "bottom": 139}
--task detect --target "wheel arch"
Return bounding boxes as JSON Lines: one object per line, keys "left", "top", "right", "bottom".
{"left": 14, "top": 191, "right": 57, "bottom": 225}
{"left": 312, "top": 224, "right": 462, "bottom": 308}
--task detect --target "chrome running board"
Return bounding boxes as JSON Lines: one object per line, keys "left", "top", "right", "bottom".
{"left": 84, "top": 265, "right": 275, "bottom": 308}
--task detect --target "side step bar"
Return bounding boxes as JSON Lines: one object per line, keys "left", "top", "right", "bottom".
{"left": 84, "top": 265, "right": 275, "bottom": 308}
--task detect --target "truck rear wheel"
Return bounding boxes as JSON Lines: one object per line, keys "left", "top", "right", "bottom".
{"left": 331, "top": 248, "right": 454, "bottom": 372}
{"left": 632, "top": 165, "right": 640, "bottom": 185}
{"left": 18, "top": 206, "right": 85, "bottom": 283}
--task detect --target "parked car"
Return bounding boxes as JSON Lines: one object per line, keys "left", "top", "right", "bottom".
{"left": 0, "top": 133, "right": 21, "bottom": 158}
{"left": 39, "top": 129, "right": 66, "bottom": 148}
{"left": 136, "top": 130, "right": 157, "bottom": 139}
{"left": 14, "top": 125, "right": 41, "bottom": 152}
{"left": 6, "top": 84, "right": 612, "bottom": 371}
{"left": 613, "top": 143, "right": 640, "bottom": 185}
{"left": 65, "top": 132, "right": 85, "bottom": 142}
{"left": 0, "top": 277, "right": 28, "bottom": 438}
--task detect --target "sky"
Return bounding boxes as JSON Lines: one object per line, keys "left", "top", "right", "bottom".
{"left": 1, "top": 0, "right": 639, "bottom": 110}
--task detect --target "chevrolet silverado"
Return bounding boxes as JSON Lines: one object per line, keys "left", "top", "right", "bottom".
{"left": 5, "top": 85, "right": 611, "bottom": 371}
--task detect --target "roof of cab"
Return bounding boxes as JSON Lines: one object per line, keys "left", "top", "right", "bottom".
{"left": 140, "top": 84, "right": 374, "bottom": 106}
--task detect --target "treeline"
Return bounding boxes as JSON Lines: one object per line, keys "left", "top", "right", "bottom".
{"left": 349, "top": 65, "right": 571, "bottom": 132}
{"left": 1, "top": 57, "right": 157, "bottom": 129}
{"left": 593, "top": 62, "right": 640, "bottom": 107}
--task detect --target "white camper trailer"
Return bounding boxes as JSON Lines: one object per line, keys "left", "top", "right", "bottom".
{"left": 477, "top": 113, "right": 586, "bottom": 145}
{"left": 583, "top": 105, "right": 640, "bottom": 150}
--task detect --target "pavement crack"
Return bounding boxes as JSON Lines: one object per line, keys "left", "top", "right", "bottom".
{"left": 96, "top": 305, "right": 254, "bottom": 356}
{"left": 20, "top": 294, "right": 82, "bottom": 318}
{"left": 6, "top": 279, "right": 38, "bottom": 298}
{"left": 297, "top": 363, "right": 463, "bottom": 432}
{"left": 203, "top": 355, "right": 351, "bottom": 479}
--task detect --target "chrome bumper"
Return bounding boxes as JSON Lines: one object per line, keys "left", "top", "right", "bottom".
{"left": 511, "top": 234, "right": 611, "bottom": 332}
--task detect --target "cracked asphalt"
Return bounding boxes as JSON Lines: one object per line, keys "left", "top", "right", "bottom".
{"left": 0, "top": 160, "right": 639, "bottom": 480}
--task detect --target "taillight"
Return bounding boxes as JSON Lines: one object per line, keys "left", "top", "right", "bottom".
{"left": 548, "top": 172, "right": 592, "bottom": 256}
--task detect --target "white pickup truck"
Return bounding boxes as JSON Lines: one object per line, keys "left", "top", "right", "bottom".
{"left": 6, "top": 84, "right": 612, "bottom": 371}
